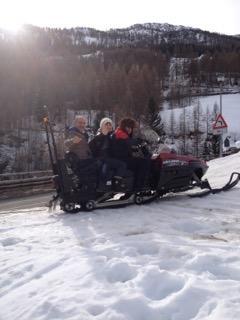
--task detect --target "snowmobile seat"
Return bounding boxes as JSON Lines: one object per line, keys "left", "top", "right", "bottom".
{"left": 64, "top": 151, "right": 79, "bottom": 172}
{"left": 65, "top": 152, "right": 98, "bottom": 174}
{"left": 64, "top": 151, "right": 134, "bottom": 193}
{"left": 64, "top": 151, "right": 99, "bottom": 185}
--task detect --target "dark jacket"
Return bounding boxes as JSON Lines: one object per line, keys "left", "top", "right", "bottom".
{"left": 131, "top": 138, "right": 152, "bottom": 159}
{"left": 89, "top": 133, "right": 112, "bottom": 159}
{"left": 111, "top": 128, "right": 133, "bottom": 161}
{"left": 111, "top": 128, "right": 152, "bottom": 161}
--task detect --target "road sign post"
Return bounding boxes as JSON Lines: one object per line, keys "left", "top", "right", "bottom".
{"left": 212, "top": 113, "right": 228, "bottom": 157}
{"left": 217, "top": 75, "right": 225, "bottom": 157}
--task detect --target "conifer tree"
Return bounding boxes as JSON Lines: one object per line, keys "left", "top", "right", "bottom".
{"left": 169, "top": 106, "right": 177, "bottom": 144}
{"left": 192, "top": 100, "right": 205, "bottom": 157}
{"left": 146, "top": 97, "right": 165, "bottom": 137}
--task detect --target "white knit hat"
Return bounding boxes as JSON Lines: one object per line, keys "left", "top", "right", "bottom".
{"left": 99, "top": 117, "right": 113, "bottom": 130}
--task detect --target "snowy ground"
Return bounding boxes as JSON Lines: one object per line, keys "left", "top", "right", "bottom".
{"left": 162, "top": 93, "right": 240, "bottom": 135}
{"left": 1, "top": 153, "right": 240, "bottom": 320}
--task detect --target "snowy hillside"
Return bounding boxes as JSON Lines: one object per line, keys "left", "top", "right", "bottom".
{"left": 108, "top": 23, "right": 217, "bottom": 45}
{"left": 2, "top": 23, "right": 240, "bottom": 49}
{"left": 65, "top": 22, "right": 240, "bottom": 47}
{"left": 1, "top": 153, "right": 240, "bottom": 320}
{"left": 162, "top": 93, "right": 240, "bottom": 134}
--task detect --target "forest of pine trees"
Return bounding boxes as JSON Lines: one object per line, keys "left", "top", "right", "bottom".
{"left": 0, "top": 25, "right": 239, "bottom": 128}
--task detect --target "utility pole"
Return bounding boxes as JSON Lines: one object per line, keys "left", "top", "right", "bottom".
{"left": 218, "top": 76, "right": 224, "bottom": 157}
{"left": 183, "top": 106, "right": 186, "bottom": 153}
{"left": 220, "top": 81, "right": 223, "bottom": 157}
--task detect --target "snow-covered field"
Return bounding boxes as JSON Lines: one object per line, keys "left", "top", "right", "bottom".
{"left": 162, "top": 93, "right": 240, "bottom": 134}
{"left": 1, "top": 153, "right": 240, "bottom": 320}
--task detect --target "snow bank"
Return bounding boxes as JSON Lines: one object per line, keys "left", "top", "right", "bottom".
{"left": 1, "top": 153, "right": 240, "bottom": 319}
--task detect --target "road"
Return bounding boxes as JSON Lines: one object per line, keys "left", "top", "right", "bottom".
{"left": 0, "top": 193, "right": 53, "bottom": 213}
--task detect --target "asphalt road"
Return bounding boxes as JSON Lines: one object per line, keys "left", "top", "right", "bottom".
{"left": 0, "top": 193, "right": 53, "bottom": 213}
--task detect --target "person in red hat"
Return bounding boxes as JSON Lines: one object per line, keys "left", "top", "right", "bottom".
{"left": 111, "top": 118, "right": 151, "bottom": 191}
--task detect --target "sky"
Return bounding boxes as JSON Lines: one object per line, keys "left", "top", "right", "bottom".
{"left": 0, "top": 0, "right": 239, "bottom": 35}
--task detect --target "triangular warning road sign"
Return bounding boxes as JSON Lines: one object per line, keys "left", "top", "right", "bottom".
{"left": 213, "top": 114, "right": 228, "bottom": 129}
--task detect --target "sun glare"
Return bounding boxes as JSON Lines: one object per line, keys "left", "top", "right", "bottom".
{"left": 0, "top": 21, "right": 23, "bottom": 33}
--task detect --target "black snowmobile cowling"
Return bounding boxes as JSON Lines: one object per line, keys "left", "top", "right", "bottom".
{"left": 39, "top": 107, "right": 239, "bottom": 213}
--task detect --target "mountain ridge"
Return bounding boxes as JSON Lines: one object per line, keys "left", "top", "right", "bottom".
{"left": 1, "top": 22, "right": 240, "bottom": 49}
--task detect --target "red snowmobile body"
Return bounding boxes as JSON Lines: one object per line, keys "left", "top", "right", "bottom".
{"left": 155, "top": 152, "right": 208, "bottom": 193}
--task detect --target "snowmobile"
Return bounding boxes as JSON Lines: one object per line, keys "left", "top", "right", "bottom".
{"left": 41, "top": 107, "right": 240, "bottom": 213}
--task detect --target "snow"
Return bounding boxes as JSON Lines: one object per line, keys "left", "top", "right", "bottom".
{"left": 83, "top": 36, "right": 99, "bottom": 45}
{"left": 1, "top": 153, "right": 240, "bottom": 319}
{"left": 162, "top": 93, "right": 240, "bottom": 134}
{"left": 81, "top": 51, "right": 102, "bottom": 59}
{"left": 0, "top": 144, "right": 16, "bottom": 172}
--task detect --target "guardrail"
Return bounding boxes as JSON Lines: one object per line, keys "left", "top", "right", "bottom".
{"left": 0, "top": 171, "right": 54, "bottom": 192}
{"left": 0, "top": 176, "right": 53, "bottom": 190}
{"left": 0, "top": 170, "right": 53, "bottom": 181}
